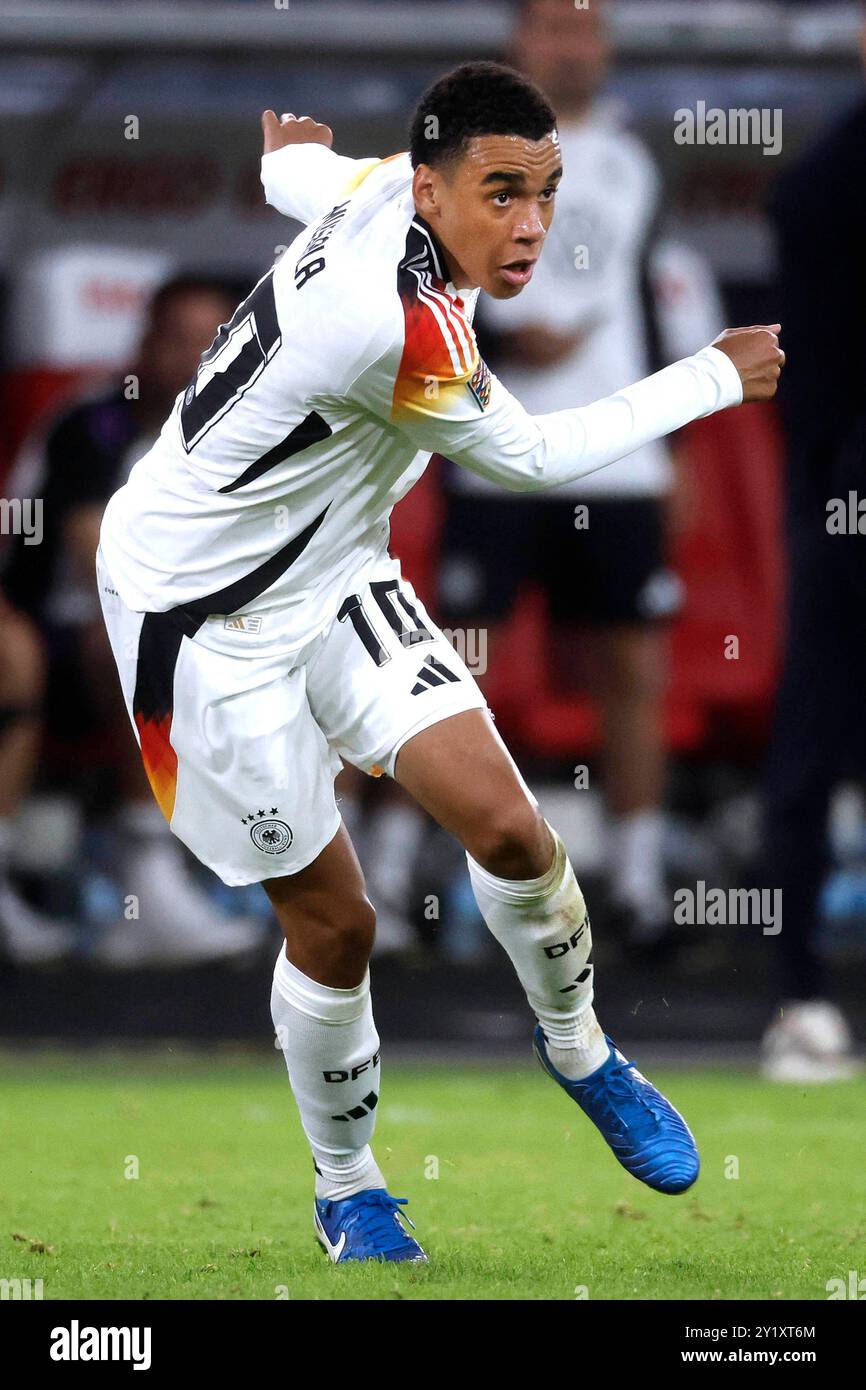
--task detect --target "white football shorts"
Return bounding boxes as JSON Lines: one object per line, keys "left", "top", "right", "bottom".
{"left": 97, "top": 545, "right": 489, "bottom": 885}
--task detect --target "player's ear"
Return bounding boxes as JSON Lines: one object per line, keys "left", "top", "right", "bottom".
{"left": 411, "top": 163, "right": 439, "bottom": 218}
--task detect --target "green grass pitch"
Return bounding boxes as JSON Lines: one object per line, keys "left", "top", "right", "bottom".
{"left": 2, "top": 1049, "right": 864, "bottom": 1300}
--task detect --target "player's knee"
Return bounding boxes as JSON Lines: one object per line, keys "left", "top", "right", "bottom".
{"left": 469, "top": 801, "right": 551, "bottom": 880}
{"left": 312, "top": 893, "right": 377, "bottom": 960}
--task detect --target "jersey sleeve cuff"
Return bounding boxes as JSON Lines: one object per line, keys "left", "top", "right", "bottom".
{"left": 696, "top": 344, "right": 745, "bottom": 409}
{"left": 260, "top": 143, "right": 335, "bottom": 212}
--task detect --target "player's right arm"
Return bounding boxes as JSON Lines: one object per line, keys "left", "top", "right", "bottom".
{"left": 260, "top": 111, "right": 388, "bottom": 226}
{"left": 347, "top": 309, "right": 785, "bottom": 494}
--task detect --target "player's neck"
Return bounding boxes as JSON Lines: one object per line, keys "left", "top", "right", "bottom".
{"left": 440, "top": 245, "right": 474, "bottom": 295}
{"left": 413, "top": 207, "right": 474, "bottom": 294}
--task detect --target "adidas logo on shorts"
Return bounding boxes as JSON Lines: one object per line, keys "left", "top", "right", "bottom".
{"left": 411, "top": 654, "right": 460, "bottom": 695}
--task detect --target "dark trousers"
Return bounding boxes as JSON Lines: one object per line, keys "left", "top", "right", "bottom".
{"left": 761, "top": 437, "right": 866, "bottom": 1000}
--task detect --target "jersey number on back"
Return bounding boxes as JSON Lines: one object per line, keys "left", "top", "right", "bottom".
{"left": 180, "top": 270, "right": 281, "bottom": 452}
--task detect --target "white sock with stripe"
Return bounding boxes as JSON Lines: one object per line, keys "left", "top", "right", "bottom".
{"left": 270, "top": 946, "right": 386, "bottom": 1201}
{"left": 466, "top": 821, "right": 610, "bottom": 1080}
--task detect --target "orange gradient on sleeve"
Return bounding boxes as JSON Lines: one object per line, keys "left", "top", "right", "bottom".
{"left": 393, "top": 291, "right": 476, "bottom": 421}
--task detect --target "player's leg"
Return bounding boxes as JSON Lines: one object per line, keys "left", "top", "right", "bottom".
{"left": 266, "top": 833, "right": 425, "bottom": 1258}
{"left": 97, "top": 550, "right": 421, "bottom": 1260}
{"left": 393, "top": 705, "right": 609, "bottom": 1075}
{"left": 0, "top": 596, "right": 75, "bottom": 963}
{"left": 263, "top": 824, "right": 397, "bottom": 1215}
{"left": 78, "top": 596, "right": 259, "bottom": 967}
{"left": 434, "top": 486, "right": 530, "bottom": 958}
{"left": 264, "top": 822, "right": 372, "bottom": 986}
{"left": 308, "top": 557, "right": 600, "bottom": 1054}
{"left": 267, "top": 835, "right": 423, "bottom": 1260}
{"left": 435, "top": 485, "right": 528, "bottom": 724}
{"left": 549, "top": 496, "right": 682, "bottom": 950}
{"left": 578, "top": 626, "right": 666, "bottom": 819}
{"left": 760, "top": 512, "right": 857, "bottom": 1081}
{"left": 306, "top": 553, "right": 698, "bottom": 1196}
{"left": 305, "top": 550, "right": 600, "bottom": 1064}
{"left": 392, "top": 707, "right": 699, "bottom": 1194}
{"left": 159, "top": 652, "right": 391, "bottom": 1211}
{"left": 569, "top": 623, "right": 669, "bottom": 931}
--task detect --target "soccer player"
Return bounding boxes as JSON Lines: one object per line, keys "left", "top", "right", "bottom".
{"left": 97, "top": 63, "right": 784, "bottom": 1263}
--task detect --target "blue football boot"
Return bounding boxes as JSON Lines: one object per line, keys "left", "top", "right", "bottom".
{"left": 533, "top": 1025, "right": 700, "bottom": 1194}
{"left": 314, "top": 1188, "right": 428, "bottom": 1263}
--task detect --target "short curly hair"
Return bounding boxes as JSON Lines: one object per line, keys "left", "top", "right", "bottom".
{"left": 409, "top": 61, "right": 557, "bottom": 171}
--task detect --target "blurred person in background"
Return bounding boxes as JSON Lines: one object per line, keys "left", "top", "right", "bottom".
{"left": 3, "top": 275, "right": 263, "bottom": 966}
{"left": 759, "top": 10, "right": 866, "bottom": 1082}
{"left": 0, "top": 597, "right": 75, "bottom": 963}
{"left": 437, "top": 0, "right": 724, "bottom": 957}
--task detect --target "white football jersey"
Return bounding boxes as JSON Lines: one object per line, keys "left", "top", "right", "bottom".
{"left": 99, "top": 140, "right": 742, "bottom": 660}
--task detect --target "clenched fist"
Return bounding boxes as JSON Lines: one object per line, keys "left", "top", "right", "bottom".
{"left": 711, "top": 325, "right": 786, "bottom": 402}
{"left": 261, "top": 110, "right": 334, "bottom": 156}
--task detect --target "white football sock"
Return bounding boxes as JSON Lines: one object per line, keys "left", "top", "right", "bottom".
{"left": 271, "top": 946, "right": 386, "bottom": 1200}
{"left": 608, "top": 808, "right": 667, "bottom": 916}
{"left": 364, "top": 801, "right": 425, "bottom": 913}
{"left": 467, "top": 821, "right": 609, "bottom": 1079}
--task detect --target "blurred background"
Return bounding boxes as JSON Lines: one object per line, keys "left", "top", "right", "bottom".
{"left": 0, "top": 0, "right": 864, "bottom": 1081}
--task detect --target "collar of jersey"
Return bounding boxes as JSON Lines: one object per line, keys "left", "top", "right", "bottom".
{"left": 410, "top": 211, "right": 464, "bottom": 299}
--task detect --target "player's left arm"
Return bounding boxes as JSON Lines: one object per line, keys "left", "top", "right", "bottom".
{"left": 348, "top": 307, "right": 782, "bottom": 494}
{"left": 260, "top": 111, "right": 386, "bottom": 226}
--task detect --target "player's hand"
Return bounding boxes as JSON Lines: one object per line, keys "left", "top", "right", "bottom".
{"left": 261, "top": 110, "right": 334, "bottom": 156}
{"left": 711, "top": 324, "right": 785, "bottom": 402}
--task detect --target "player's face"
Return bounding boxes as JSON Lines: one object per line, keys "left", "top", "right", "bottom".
{"left": 138, "top": 292, "right": 236, "bottom": 406}
{"left": 416, "top": 132, "right": 563, "bottom": 299}
{"left": 517, "top": 0, "right": 610, "bottom": 112}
